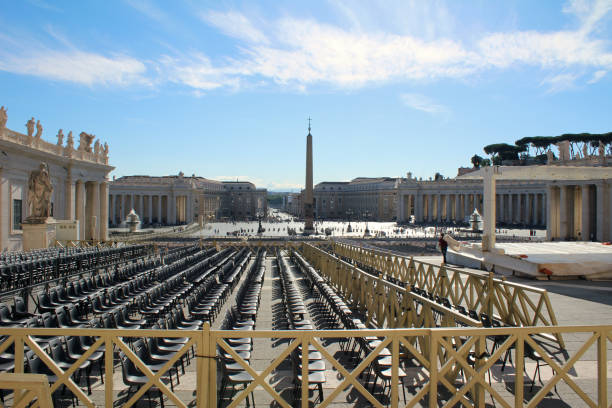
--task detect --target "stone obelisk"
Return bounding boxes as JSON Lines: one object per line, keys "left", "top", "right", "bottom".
{"left": 304, "top": 119, "right": 314, "bottom": 234}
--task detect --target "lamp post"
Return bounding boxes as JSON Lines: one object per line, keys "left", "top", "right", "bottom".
{"left": 363, "top": 210, "right": 371, "bottom": 237}
{"left": 346, "top": 208, "right": 354, "bottom": 233}
{"left": 257, "top": 209, "right": 265, "bottom": 235}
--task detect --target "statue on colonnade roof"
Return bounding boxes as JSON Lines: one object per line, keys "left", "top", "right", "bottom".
{"left": 26, "top": 117, "right": 35, "bottom": 137}
{"left": 35, "top": 120, "right": 43, "bottom": 139}
{"left": 0, "top": 106, "right": 7, "bottom": 130}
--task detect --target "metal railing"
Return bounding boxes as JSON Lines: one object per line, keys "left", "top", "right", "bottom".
{"left": 0, "top": 324, "right": 609, "bottom": 408}
{"left": 328, "top": 241, "right": 564, "bottom": 347}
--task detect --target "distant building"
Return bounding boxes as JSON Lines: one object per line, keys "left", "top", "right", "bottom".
{"left": 109, "top": 175, "right": 267, "bottom": 226}
{"left": 282, "top": 193, "right": 302, "bottom": 217}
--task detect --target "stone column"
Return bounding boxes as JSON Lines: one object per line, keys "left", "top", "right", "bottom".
{"left": 148, "top": 195, "right": 153, "bottom": 224}
{"left": 559, "top": 185, "right": 570, "bottom": 239}
{"left": 547, "top": 186, "right": 561, "bottom": 240}
{"left": 109, "top": 195, "right": 115, "bottom": 226}
{"left": 436, "top": 194, "right": 442, "bottom": 222}
{"left": 75, "top": 181, "right": 85, "bottom": 240}
{"left": 85, "top": 181, "right": 100, "bottom": 241}
{"left": 482, "top": 167, "right": 498, "bottom": 251}
{"left": 119, "top": 194, "right": 125, "bottom": 222}
{"left": 65, "top": 169, "right": 74, "bottom": 220}
{"left": 168, "top": 195, "right": 173, "bottom": 224}
{"left": 498, "top": 193, "right": 505, "bottom": 223}
{"left": 454, "top": 194, "right": 461, "bottom": 222}
{"left": 427, "top": 194, "right": 434, "bottom": 222}
{"left": 508, "top": 194, "right": 514, "bottom": 224}
{"left": 99, "top": 182, "right": 108, "bottom": 241}
{"left": 463, "top": 194, "right": 470, "bottom": 220}
{"left": 138, "top": 195, "right": 144, "bottom": 220}
{"left": 445, "top": 194, "right": 452, "bottom": 221}
{"left": 518, "top": 193, "right": 525, "bottom": 225}
{"left": 157, "top": 195, "right": 162, "bottom": 224}
{"left": 415, "top": 193, "right": 423, "bottom": 222}
{"left": 580, "top": 186, "right": 591, "bottom": 241}
{"left": 596, "top": 183, "right": 607, "bottom": 241}
{"left": 535, "top": 194, "right": 541, "bottom": 226}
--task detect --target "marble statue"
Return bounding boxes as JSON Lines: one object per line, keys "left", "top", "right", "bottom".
{"left": 26, "top": 117, "right": 35, "bottom": 137}
{"left": 0, "top": 106, "right": 7, "bottom": 130}
{"left": 56, "top": 129, "right": 64, "bottom": 146}
{"left": 66, "top": 131, "right": 74, "bottom": 150}
{"left": 27, "top": 162, "right": 53, "bottom": 221}
{"left": 583, "top": 144, "right": 589, "bottom": 158}
{"left": 102, "top": 142, "right": 109, "bottom": 159}
{"left": 35, "top": 120, "right": 43, "bottom": 139}
{"left": 556, "top": 140, "right": 570, "bottom": 161}
{"left": 94, "top": 140, "right": 100, "bottom": 156}
{"left": 78, "top": 132, "right": 94, "bottom": 152}
{"left": 546, "top": 149, "right": 554, "bottom": 164}
{"left": 599, "top": 141, "right": 605, "bottom": 158}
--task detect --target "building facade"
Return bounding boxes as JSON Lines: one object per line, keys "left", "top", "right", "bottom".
{"left": 285, "top": 164, "right": 612, "bottom": 241}
{"left": 0, "top": 109, "right": 113, "bottom": 250}
{"left": 109, "top": 175, "right": 267, "bottom": 226}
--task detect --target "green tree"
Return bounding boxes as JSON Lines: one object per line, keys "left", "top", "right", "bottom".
{"left": 470, "top": 154, "right": 483, "bottom": 168}
{"left": 483, "top": 143, "right": 526, "bottom": 163}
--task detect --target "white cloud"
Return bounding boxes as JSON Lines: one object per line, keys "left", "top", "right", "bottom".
{"left": 125, "top": 0, "right": 174, "bottom": 29}
{"left": 588, "top": 69, "right": 607, "bottom": 83}
{"left": 563, "top": 0, "right": 612, "bottom": 33}
{"left": 201, "top": 11, "right": 269, "bottom": 44}
{"left": 541, "top": 73, "right": 580, "bottom": 93}
{"left": 3, "top": 1, "right": 612, "bottom": 91}
{"left": 477, "top": 30, "right": 611, "bottom": 69}
{"left": 175, "top": 2, "right": 612, "bottom": 93}
{"left": 0, "top": 50, "right": 147, "bottom": 86}
{"left": 400, "top": 93, "right": 448, "bottom": 114}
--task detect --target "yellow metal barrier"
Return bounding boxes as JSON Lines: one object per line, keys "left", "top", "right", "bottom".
{"left": 0, "top": 325, "right": 609, "bottom": 408}
{"left": 329, "top": 241, "right": 564, "bottom": 348}
{"left": 0, "top": 373, "right": 53, "bottom": 408}
{"left": 297, "top": 245, "right": 480, "bottom": 334}
{"left": 0, "top": 327, "right": 197, "bottom": 408}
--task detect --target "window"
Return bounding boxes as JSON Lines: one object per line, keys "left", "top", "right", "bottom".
{"left": 13, "top": 199, "right": 22, "bottom": 230}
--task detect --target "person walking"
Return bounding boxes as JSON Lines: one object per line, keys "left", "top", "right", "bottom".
{"left": 438, "top": 232, "right": 448, "bottom": 264}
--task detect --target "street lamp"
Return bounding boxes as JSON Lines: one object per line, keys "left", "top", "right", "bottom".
{"left": 362, "top": 210, "right": 371, "bottom": 237}
{"left": 257, "top": 209, "right": 265, "bottom": 235}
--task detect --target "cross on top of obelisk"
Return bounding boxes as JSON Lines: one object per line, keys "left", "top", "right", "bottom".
{"left": 308, "top": 117, "right": 311, "bottom": 133}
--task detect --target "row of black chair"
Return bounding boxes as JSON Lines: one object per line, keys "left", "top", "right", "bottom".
{"left": 293, "top": 250, "right": 408, "bottom": 403}
{"left": 277, "top": 252, "right": 326, "bottom": 404}
{"left": 0, "top": 244, "right": 153, "bottom": 292}
{"left": 219, "top": 250, "right": 266, "bottom": 407}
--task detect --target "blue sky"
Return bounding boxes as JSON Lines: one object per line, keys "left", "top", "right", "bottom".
{"left": 0, "top": 0, "right": 611, "bottom": 190}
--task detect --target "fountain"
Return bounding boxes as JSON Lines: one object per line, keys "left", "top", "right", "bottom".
{"left": 125, "top": 208, "right": 141, "bottom": 233}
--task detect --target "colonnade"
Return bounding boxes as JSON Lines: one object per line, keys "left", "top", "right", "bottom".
{"left": 108, "top": 193, "right": 191, "bottom": 226}
{"left": 400, "top": 191, "right": 546, "bottom": 226}
{"left": 496, "top": 193, "right": 546, "bottom": 226}
{"left": 68, "top": 179, "right": 109, "bottom": 241}
{"left": 547, "top": 183, "right": 601, "bottom": 241}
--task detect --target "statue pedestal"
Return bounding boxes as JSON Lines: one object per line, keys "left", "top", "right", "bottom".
{"left": 55, "top": 220, "right": 79, "bottom": 241}
{"left": 22, "top": 218, "right": 57, "bottom": 251}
